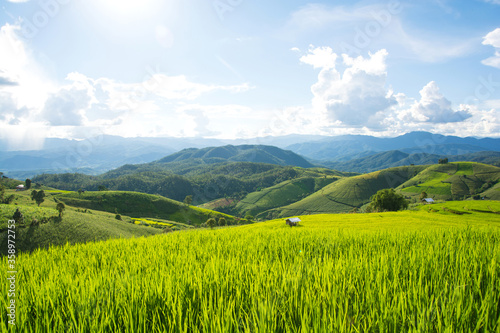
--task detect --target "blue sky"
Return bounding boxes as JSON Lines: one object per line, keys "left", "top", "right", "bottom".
{"left": 1, "top": 0, "right": 500, "bottom": 149}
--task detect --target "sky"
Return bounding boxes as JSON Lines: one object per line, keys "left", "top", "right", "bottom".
{"left": 1, "top": 0, "right": 500, "bottom": 150}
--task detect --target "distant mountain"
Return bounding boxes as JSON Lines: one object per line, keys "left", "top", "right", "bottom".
{"left": 321, "top": 150, "right": 500, "bottom": 173}
{"left": 3, "top": 131, "right": 500, "bottom": 178}
{"left": 0, "top": 135, "right": 321, "bottom": 178}
{"left": 287, "top": 131, "right": 500, "bottom": 161}
{"left": 0, "top": 135, "right": 177, "bottom": 177}
{"left": 157, "top": 145, "right": 314, "bottom": 168}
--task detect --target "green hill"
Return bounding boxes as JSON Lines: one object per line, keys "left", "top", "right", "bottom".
{"left": 157, "top": 144, "right": 314, "bottom": 168}
{"left": 397, "top": 162, "right": 500, "bottom": 200}
{"left": 55, "top": 190, "right": 237, "bottom": 225}
{"left": 273, "top": 166, "right": 427, "bottom": 217}
{"left": 0, "top": 187, "right": 238, "bottom": 253}
{"left": 198, "top": 168, "right": 350, "bottom": 217}
{"left": 232, "top": 176, "right": 338, "bottom": 219}
{"left": 0, "top": 188, "right": 164, "bottom": 254}
{"left": 272, "top": 162, "right": 500, "bottom": 217}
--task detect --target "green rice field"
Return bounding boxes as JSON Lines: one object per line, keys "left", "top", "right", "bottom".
{"left": 1, "top": 201, "right": 500, "bottom": 332}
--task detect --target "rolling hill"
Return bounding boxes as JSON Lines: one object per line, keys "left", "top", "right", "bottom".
{"left": 270, "top": 162, "right": 500, "bottom": 218}
{"left": 55, "top": 191, "right": 237, "bottom": 225}
{"left": 0, "top": 188, "right": 164, "bottom": 253}
{"left": 397, "top": 162, "right": 500, "bottom": 201}
{"left": 272, "top": 165, "right": 427, "bottom": 217}
{"left": 0, "top": 185, "right": 239, "bottom": 253}
{"left": 201, "top": 168, "right": 342, "bottom": 218}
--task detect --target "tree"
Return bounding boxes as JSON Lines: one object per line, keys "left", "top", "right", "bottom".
{"left": 56, "top": 202, "right": 65, "bottom": 217}
{"left": 183, "top": 195, "right": 193, "bottom": 206}
{"left": 244, "top": 214, "right": 254, "bottom": 222}
{"left": 31, "top": 190, "right": 46, "bottom": 207}
{"left": 420, "top": 191, "right": 428, "bottom": 201}
{"left": 98, "top": 185, "right": 108, "bottom": 191}
{"left": 368, "top": 188, "right": 408, "bottom": 212}
{"left": 206, "top": 218, "right": 216, "bottom": 229}
{"left": 438, "top": 158, "right": 449, "bottom": 164}
{"left": 218, "top": 217, "right": 226, "bottom": 226}
{"left": 0, "top": 184, "right": 4, "bottom": 203}
{"left": 25, "top": 178, "right": 32, "bottom": 189}
{"left": 78, "top": 188, "right": 83, "bottom": 196}
{"left": 12, "top": 208, "right": 24, "bottom": 224}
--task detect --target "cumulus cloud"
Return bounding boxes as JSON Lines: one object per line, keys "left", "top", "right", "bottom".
{"left": 294, "top": 47, "right": 486, "bottom": 138}
{"left": 301, "top": 47, "right": 396, "bottom": 128}
{"left": 400, "top": 81, "right": 471, "bottom": 123}
{"left": 482, "top": 28, "right": 500, "bottom": 69}
{"left": 299, "top": 46, "right": 338, "bottom": 69}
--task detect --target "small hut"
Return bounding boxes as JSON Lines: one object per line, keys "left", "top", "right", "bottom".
{"left": 15, "top": 184, "right": 25, "bottom": 191}
{"left": 285, "top": 217, "right": 301, "bottom": 227}
{"left": 422, "top": 198, "right": 435, "bottom": 204}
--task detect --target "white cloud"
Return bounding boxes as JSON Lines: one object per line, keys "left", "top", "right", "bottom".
{"left": 399, "top": 81, "right": 471, "bottom": 123}
{"left": 482, "top": 28, "right": 500, "bottom": 69}
{"left": 291, "top": 47, "right": 495, "bottom": 138}
{"left": 299, "top": 46, "right": 338, "bottom": 69}
{"left": 301, "top": 47, "right": 396, "bottom": 128}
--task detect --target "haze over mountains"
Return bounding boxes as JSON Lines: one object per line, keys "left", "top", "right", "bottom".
{"left": 1, "top": 131, "right": 499, "bottom": 178}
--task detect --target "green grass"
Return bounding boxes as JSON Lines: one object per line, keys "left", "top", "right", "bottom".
{"left": 2, "top": 200, "right": 499, "bottom": 331}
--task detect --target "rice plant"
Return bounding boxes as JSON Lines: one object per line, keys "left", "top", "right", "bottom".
{"left": 2, "top": 213, "right": 499, "bottom": 332}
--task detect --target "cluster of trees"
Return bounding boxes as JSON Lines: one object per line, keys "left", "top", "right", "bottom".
{"left": 204, "top": 215, "right": 255, "bottom": 229}
{"left": 31, "top": 190, "right": 46, "bottom": 207}
{"left": 367, "top": 188, "right": 408, "bottom": 212}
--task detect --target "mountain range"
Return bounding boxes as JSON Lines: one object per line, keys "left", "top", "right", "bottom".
{"left": 1, "top": 131, "right": 499, "bottom": 178}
